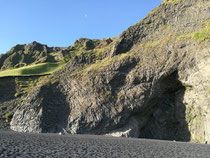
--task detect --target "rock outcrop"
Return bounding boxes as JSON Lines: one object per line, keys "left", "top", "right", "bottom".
{"left": 1, "top": 0, "right": 210, "bottom": 144}
{"left": 0, "top": 41, "right": 64, "bottom": 70}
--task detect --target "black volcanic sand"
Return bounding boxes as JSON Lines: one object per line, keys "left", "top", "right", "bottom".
{"left": 0, "top": 131, "right": 210, "bottom": 158}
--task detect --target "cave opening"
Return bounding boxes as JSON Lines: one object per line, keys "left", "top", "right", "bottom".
{"left": 138, "top": 71, "right": 191, "bottom": 141}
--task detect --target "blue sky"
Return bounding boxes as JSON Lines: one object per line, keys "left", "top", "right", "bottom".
{"left": 0, "top": 0, "right": 162, "bottom": 54}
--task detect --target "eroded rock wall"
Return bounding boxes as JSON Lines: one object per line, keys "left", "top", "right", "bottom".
{"left": 180, "top": 49, "right": 210, "bottom": 143}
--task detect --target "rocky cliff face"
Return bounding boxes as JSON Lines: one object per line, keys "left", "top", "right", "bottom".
{"left": 1, "top": 0, "right": 210, "bottom": 144}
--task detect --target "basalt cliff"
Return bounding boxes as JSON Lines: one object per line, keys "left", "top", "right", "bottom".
{"left": 0, "top": 0, "right": 209, "bottom": 144}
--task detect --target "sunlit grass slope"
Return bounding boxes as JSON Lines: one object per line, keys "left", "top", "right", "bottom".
{"left": 0, "top": 62, "right": 66, "bottom": 77}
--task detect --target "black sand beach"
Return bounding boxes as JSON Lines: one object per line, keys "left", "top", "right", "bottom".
{"left": 0, "top": 130, "right": 210, "bottom": 158}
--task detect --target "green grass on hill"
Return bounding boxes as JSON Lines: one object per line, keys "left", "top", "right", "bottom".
{"left": 162, "top": 0, "right": 184, "bottom": 4}
{"left": 0, "top": 62, "right": 66, "bottom": 77}
{"left": 179, "top": 21, "right": 210, "bottom": 41}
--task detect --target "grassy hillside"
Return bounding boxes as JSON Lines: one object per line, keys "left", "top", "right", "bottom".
{"left": 0, "top": 62, "right": 66, "bottom": 77}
